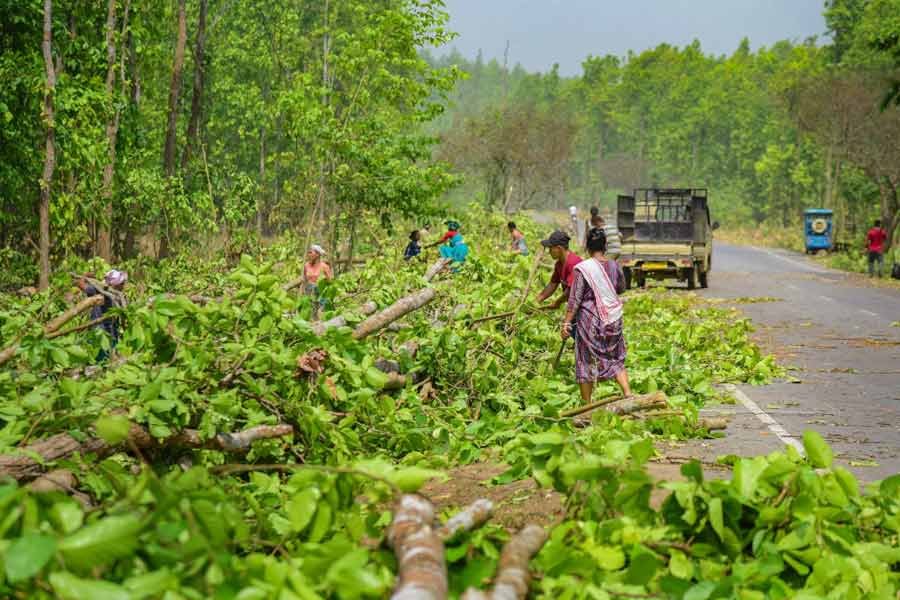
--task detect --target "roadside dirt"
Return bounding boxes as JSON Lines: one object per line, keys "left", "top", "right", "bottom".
{"left": 421, "top": 458, "right": 731, "bottom": 530}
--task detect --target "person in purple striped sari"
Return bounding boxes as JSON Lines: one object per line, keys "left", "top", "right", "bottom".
{"left": 561, "top": 227, "right": 632, "bottom": 403}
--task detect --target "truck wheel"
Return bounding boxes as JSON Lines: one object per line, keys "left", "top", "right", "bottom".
{"left": 623, "top": 267, "right": 632, "bottom": 290}
{"left": 699, "top": 268, "right": 709, "bottom": 288}
{"left": 686, "top": 267, "right": 697, "bottom": 290}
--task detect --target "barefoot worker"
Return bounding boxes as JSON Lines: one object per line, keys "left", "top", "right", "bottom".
{"left": 76, "top": 269, "right": 128, "bottom": 362}
{"left": 536, "top": 230, "right": 582, "bottom": 309}
{"left": 562, "top": 227, "right": 632, "bottom": 402}
{"left": 508, "top": 221, "right": 529, "bottom": 255}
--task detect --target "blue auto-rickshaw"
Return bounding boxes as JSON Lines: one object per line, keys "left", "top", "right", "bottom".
{"left": 803, "top": 209, "right": 833, "bottom": 254}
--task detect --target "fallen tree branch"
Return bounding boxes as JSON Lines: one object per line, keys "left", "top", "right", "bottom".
{"left": 0, "top": 423, "right": 293, "bottom": 481}
{"left": 560, "top": 393, "right": 622, "bottom": 418}
{"left": 46, "top": 314, "right": 114, "bottom": 340}
{"left": 311, "top": 301, "right": 378, "bottom": 336}
{"left": 387, "top": 494, "right": 447, "bottom": 600}
{"left": 468, "top": 304, "right": 553, "bottom": 326}
{"left": 0, "top": 295, "right": 104, "bottom": 367}
{"left": 463, "top": 524, "right": 548, "bottom": 600}
{"left": 603, "top": 391, "right": 667, "bottom": 416}
{"left": 437, "top": 499, "right": 493, "bottom": 541}
{"left": 353, "top": 288, "right": 436, "bottom": 340}
{"left": 424, "top": 258, "right": 453, "bottom": 283}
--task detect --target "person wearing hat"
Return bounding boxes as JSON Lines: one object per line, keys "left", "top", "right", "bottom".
{"left": 76, "top": 269, "right": 128, "bottom": 361}
{"left": 536, "top": 230, "right": 583, "bottom": 309}
{"left": 438, "top": 224, "right": 469, "bottom": 270}
{"left": 303, "top": 244, "right": 333, "bottom": 317}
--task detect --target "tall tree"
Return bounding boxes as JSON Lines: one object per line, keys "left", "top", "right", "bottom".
{"left": 160, "top": 0, "right": 188, "bottom": 258}
{"left": 181, "top": 0, "right": 208, "bottom": 171}
{"left": 38, "top": 0, "right": 57, "bottom": 290}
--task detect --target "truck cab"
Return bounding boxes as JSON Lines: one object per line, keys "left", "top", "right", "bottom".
{"left": 616, "top": 188, "right": 717, "bottom": 289}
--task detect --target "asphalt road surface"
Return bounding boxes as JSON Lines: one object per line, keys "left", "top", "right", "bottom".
{"left": 665, "top": 243, "right": 900, "bottom": 482}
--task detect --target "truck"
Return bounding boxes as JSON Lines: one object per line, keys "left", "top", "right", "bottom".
{"left": 616, "top": 188, "right": 718, "bottom": 290}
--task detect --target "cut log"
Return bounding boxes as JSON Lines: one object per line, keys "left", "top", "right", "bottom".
{"left": 603, "top": 391, "right": 667, "bottom": 416}
{"left": 424, "top": 258, "right": 452, "bottom": 283}
{"left": 462, "top": 524, "right": 547, "bottom": 600}
{"left": 0, "top": 423, "right": 293, "bottom": 481}
{"left": 353, "top": 288, "right": 436, "bottom": 340}
{"left": 387, "top": 494, "right": 446, "bottom": 600}
{"left": 383, "top": 372, "right": 408, "bottom": 390}
{"left": 311, "top": 301, "right": 378, "bottom": 336}
{"left": 698, "top": 417, "right": 729, "bottom": 431}
{"left": 437, "top": 499, "right": 493, "bottom": 541}
{"left": 572, "top": 391, "right": 668, "bottom": 426}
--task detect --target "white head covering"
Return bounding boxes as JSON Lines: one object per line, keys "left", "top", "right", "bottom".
{"left": 104, "top": 269, "right": 128, "bottom": 286}
{"left": 309, "top": 244, "right": 326, "bottom": 256}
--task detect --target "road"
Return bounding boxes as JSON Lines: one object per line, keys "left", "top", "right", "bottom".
{"left": 663, "top": 243, "right": 900, "bottom": 482}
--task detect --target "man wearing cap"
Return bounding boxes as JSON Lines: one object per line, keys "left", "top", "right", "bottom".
{"left": 536, "top": 230, "right": 583, "bottom": 308}
{"left": 76, "top": 269, "right": 128, "bottom": 361}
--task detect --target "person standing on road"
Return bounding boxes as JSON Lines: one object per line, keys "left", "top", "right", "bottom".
{"left": 866, "top": 219, "right": 888, "bottom": 278}
{"left": 569, "top": 205, "right": 582, "bottom": 246}
{"left": 562, "top": 227, "right": 632, "bottom": 403}
{"left": 536, "top": 230, "right": 582, "bottom": 309}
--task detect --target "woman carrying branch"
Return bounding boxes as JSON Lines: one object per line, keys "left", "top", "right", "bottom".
{"left": 562, "top": 228, "right": 632, "bottom": 402}
{"left": 303, "top": 244, "right": 333, "bottom": 317}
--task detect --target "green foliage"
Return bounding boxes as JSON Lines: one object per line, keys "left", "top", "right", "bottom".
{"left": 1, "top": 209, "right": 890, "bottom": 600}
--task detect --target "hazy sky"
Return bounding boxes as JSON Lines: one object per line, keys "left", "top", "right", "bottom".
{"left": 440, "top": 0, "right": 827, "bottom": 75}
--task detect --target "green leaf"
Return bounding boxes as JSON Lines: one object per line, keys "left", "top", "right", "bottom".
{"left": 364, "top": 367, "right": 389, "bottom": 390}
{"left": 625, "top": 551, "right": 660, "bottom": 586}
{"left": 307, "top": 503, "right": 333, "bottom": 543}
{"left": 94, "top": 415, "right": 131, "bottom": 445}
{"left": 390, "top": 467, "right": 442, "bottom": 492}
{"left": 680, "top": 460, "right": 703, "bottom": 483}
{"left": 51, "top": 502, "right": 84, "bottom": 534}
{"left": 5, "top": 533, "right": 57, "bottom": 583}
{"left": 684, "top": 581, "right": 716, "bottom": 600}
{"left": 59, "top": 514, "right": 143, "bottom": 571}
{"left": 123, "top": 569, "right": 178, "bottom": 599}
{"left": 287, "top": 488, "right": 320, "bottom": 533}
{"left": 50, "top": 572, "right": 131, "bottom": 600}
{"left": 669, "top": 550, "right": 694, "bottom": 579}
{"left": 590, "top": 545, "right": 625, "bottom": 571}
{"left": 708, "top": 498, "right": 725, "bottom": 541}
{"left": 802, "top": 430, "right": 833, "bottom": 468}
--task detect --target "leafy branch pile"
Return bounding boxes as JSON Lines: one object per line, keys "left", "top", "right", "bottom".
{"left": 2, "top": 209, "right": 892, "bottom": 599}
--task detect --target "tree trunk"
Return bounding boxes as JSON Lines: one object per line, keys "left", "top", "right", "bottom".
{"left": 163, "top": 0, "right": 187, "bottom": 177}
{"left": 387, "top": 495, "right": 447, "bottom": 600}
{"left": 38, "top": 0, "right": 57, "bottom": 291}
{"left": 97, "top": 0, "right": 118, "bottom": 261}
{"left": 159, "top": 0, "right": 188, "bottom": 259}
{"left": 352, "top": 288, "right": 436, "bottom": 340}
{"left": 880, "top": 178, "right": 899, "bottom": 252}
{"left": 256, "top": 126, "right": 266, "bottom": 236}
{"left": 181, "top": 0, "right": 207, "bottom": 171}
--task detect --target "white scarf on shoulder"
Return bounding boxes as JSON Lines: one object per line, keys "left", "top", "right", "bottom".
{"left": 573, "top": 257, "right": 623, "bottom": 325}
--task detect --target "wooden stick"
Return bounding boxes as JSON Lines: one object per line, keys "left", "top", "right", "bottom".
{"left": 46, "top": 314, "right": 114, "bottom": 340}
{"left": 387, "top": 494, "right": 447, "bottom": 600}
{"left": 468, "top": 305, "right": 553, "bottom": 326}
{"left": 560, "top": 393, "right": 622, "bottom": 418}
{"left": 603, "top": 391, "right": 667, "bottom": 416}
{"left": 515, "top": 246, "right": 545, "bottom": 315}
{"left": 353, "top": 288, "right": 436, "bottom": 340}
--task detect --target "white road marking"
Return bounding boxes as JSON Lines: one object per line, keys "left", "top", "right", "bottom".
{"left": 723, "top": 384, "right": 805, "bottom": 454}
{"left": 819, "top": 295, "right": 835, "bottom": 303}
{"left": 785, "top": 283, "right": 799, "bottom": 291}
{"left": 859, "top": 309, "right": 879, "bottom": 317}
{"left": 763, "top": 249, "right": 830, "bottom": 274}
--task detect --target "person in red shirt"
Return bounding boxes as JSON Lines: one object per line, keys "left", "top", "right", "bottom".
{"left": 536, "top": 230, "right": 583, "bottom": 308}
{"left": 866, "top": 219, "right": 888, "bottom": 277}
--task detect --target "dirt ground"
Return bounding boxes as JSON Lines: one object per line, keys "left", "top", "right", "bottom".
{"left": 420, "top": 458, "right": 731, "bottom": 531}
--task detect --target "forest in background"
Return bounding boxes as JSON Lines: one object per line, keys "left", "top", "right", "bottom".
{"left": 430, "top": 0, "right": 900, "bottom": 250}
{"left": 1, "top": 0, "right": 460, "bottom": 290}
{"left": 2, "top": 0, "right": 900, "bottom": 292}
